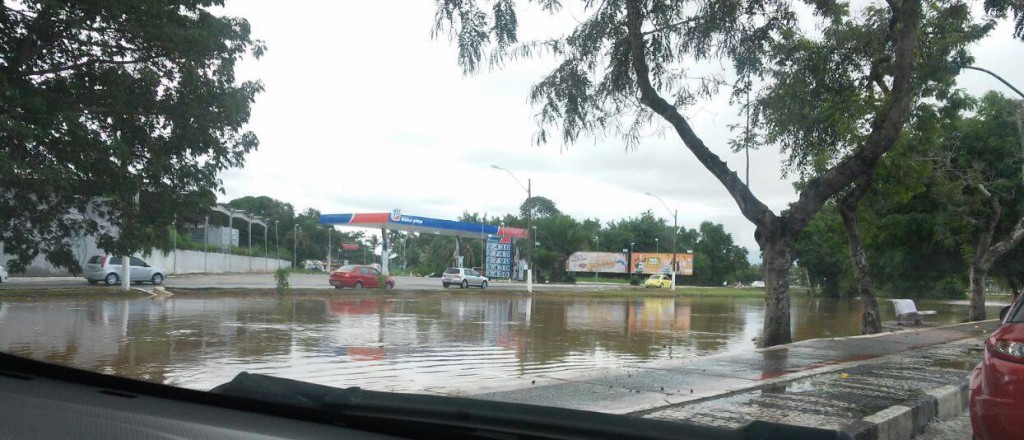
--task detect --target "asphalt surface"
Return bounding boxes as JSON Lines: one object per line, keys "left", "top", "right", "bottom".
{"left": 0, "top": 272, "right": 624, "bottom": 292}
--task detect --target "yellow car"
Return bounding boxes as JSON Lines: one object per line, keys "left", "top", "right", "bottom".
{"left": 644, "top": 273, "right": 672, "bottom": 288}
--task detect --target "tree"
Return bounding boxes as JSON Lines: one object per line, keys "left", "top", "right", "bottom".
{"left": 433, "top": 0, "right": 933, "bottom": 346}
{"left": 1, "top": 1, "right": 264, "bottom": 272}
{"left": 692, "top": 222, "right": 749, "bottom": 286}
{"left": 934, "top": 92, "right": 1024, "bottom": 320}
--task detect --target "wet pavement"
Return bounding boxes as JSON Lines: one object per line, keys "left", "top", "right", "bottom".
{"left": 464, "top": 320, "right": 996, "bottom": 437}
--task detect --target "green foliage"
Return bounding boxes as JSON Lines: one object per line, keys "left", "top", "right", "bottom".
{"left": 795, "top": 205, "right": 852, "bottom": 297}
{"left": 274, "top": 268, "right": 290, "bottom": 294}
{"left": 376, "top": 274, "right": 391, "bottom": 289}
{"left": 1, "top": 0, "right": 264, "bottom": 272}
{"left": 692, "top": 222, "right": 751, "bottom": 286}
{"left": 629, "top": 276, "right": 641, "bottom": 286}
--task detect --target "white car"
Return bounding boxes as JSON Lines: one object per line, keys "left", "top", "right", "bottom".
{"left": 751, "top": 280, "right": 766, "bottom": 288}
{"left": 441, "top": 267, "right": 488, "bottom": 289}
{"left": 82, "top": 255, "right": 166, "bottom": 286}
{"left": 0, "top": 265, "right": 7, "bottom": 283}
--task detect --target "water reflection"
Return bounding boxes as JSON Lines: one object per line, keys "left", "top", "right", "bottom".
{"left": 0, "top": 295, "right": 997, "bottom": 393}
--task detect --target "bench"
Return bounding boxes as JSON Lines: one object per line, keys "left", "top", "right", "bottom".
{"left": 889, "top": 299, "right": 938, "bottom": 326}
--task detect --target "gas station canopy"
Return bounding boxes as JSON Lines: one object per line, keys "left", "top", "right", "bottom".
{"left": 319, "top": 211, "right": 528, "bottom": 238}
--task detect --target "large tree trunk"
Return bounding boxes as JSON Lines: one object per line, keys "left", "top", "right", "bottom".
{"left": 759, "top": 224, "right": 793, "bottom": 347}
{"left": 838, "top": 179, "right": 882, "bottom": 334}
{"left": 968, "top": 186, "right": 1024, "bottom": 321}
{"left": 969, "top": 262, "right": 988, "bottom": 321}
{"left": 622, "top": 0, "right": 920, "bottom": 347}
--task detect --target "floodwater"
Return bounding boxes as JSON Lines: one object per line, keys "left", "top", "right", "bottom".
{"left": 0, "top": 293, "right": 1004, "bottom": 393}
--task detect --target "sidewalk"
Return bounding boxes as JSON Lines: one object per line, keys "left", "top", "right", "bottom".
{"left": 453, "top": 321, "right": 997, "bottom": 439}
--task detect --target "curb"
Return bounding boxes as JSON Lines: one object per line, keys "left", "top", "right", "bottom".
{"left": 842, "top": 381, "right": 968, "bottom": 440}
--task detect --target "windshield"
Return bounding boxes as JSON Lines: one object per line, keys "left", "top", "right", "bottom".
{"left": 1, "top": 1, "right": 1022, "bottom": 438}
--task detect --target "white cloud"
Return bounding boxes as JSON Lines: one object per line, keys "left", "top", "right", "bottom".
{"left": 217, "top": 0, "right": 1024, "bottom": 260}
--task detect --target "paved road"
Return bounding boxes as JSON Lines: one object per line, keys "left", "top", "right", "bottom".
{"left": 0, "top": 273, "right": 624, "bottom": 292}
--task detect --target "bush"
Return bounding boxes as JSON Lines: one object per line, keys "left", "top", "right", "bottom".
{"left": 274, "top": 268, "right": 290, "bottom": 294}
{"left": 564, "top": 274, "right": 577, "bottom": 284}
{"left": 376, "top": 274, "right": 391, "bottom": 289}
{"left": 629, "top": 276, "right": 641, "bottom": 286}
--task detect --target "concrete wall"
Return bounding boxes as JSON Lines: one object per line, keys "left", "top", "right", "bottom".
{"left": 145, "top": 249, "right": 289, "bottom": 274}
{"left": 2, "top": 248, "right": 290, "bottom": 277}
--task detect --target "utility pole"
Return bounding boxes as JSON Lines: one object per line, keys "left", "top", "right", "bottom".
{"left": 274, "top": 220, "right": 280, "bottom": 269}
{"left": 263, "top": 217, "right": 268, "bottom": 272}
{"left": 293, "top": 225, "right": 300, "bottom": 269}
{"left": 645, "top": 192, "right": 679, "bottom": 290}
{"left": 248, "top": 216, "right": 253, "bottom": 272}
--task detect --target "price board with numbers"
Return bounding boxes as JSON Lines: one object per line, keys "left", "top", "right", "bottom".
{"left": 485, "top": 236, "right": 514, "bottom": 279}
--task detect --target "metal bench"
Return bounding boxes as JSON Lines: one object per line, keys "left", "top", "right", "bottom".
{"left": 889, "top": 299, "right": 938, "bottom": 326}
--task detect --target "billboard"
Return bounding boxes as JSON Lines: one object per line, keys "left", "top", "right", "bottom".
{"left": 630, "top": 253, "right": 694, "bottom": 275}
{"left": 485, "top": 236, "right": 514, "bottom": 278}
{"left": 565, "top": 252, "right": 628, "bottom": 273}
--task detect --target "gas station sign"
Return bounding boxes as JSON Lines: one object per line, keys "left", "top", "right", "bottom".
{"left": 485, "top": 236, "right": 514, "bottom": 278}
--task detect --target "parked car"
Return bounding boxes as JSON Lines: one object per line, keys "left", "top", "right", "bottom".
{"left": 751, "top": 280, "right": 766, "bottom": 288}
{"left": 0, "top": 264, "right": 7, "bottom": 283}
{"left": 303, "top": 259, "right": 327, "bottom": 271}
{"left": 82, "top": 255, "right": 166, "bottom": 286}
{"left": 644, "top": 273, "right": 672, "bottom": 288}
{"left": 329, "top": 264, "right": 394, "bottom": 289}
{"left": 970, "top": 293, "right": 1024, "bottom": 440}
{"left": 441, "top": 267, "right": 488, "bottom": 289}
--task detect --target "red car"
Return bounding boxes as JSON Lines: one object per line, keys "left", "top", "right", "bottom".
{"left": 328, "top": 265, "right": 394, "bottom": 290}
{"left": 970, "top": 293, "right": 1024, "bottom": 440}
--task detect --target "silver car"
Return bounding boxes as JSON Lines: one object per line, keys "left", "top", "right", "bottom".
{"left": 441, "top": 267, "right": 488, "bottom": 289}
{"left": 82, "top": 255, "right": 166, "bottom": 286}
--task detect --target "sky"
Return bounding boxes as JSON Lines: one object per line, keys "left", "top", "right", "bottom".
{"left": 217, "top": 1, "right": 1024, "bottom": 260}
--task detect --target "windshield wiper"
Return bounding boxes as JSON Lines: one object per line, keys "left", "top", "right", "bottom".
{"left": 211, "top": 372, "right": 852, "bottom": 440}
{"left": 0, "top": 352, "right": 850, "bottom": 440}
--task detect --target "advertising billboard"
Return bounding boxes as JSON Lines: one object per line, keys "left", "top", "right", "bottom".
{"left": 565, "top": 252, "right": 628, "bottom": 273}
{"left": 630, "top": 253, "right": 695, "bottom": 275}
{"left": 485, "top": 236, "right": 514, "bottom": 278}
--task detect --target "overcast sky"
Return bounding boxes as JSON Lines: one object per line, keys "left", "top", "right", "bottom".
{"left": 217, "top": 1, "right": 1024, "bottom": 259}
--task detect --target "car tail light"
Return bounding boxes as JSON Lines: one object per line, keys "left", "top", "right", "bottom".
{"left": 988, "top": 338, "right": 1024, "bottom": 363}
{"left": 100, "top": 256, "right": 108, "bottom": 267}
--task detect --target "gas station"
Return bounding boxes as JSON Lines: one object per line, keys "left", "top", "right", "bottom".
{"left": 319, "top": 210, "right": 533, "bottom": 290}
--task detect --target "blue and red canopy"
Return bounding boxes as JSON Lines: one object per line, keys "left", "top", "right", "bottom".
{"left": 319, "top": 210, "right": 528, "bottom": 239}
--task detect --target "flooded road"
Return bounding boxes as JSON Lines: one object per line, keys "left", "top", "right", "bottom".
{"left": 0, "top": 293, "right": 1003, "bottom": 393}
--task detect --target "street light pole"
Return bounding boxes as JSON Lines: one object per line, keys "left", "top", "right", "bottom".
{"left": 645, "top": 192, "right": 678, "bottom": 290}
{"left": 491, "top": 164, "right": 533, "bottom": 293}
{"left": 274, "top": 220, "right": 280, "bottom": 269}
{"left": 656, "top": 237, "right": 659, "bottom": 254}
{"left": 248, "top": 217, "right": 253, "bottom": 273}
{"left": 293, "top": 225, "right": 300, "bottom": 269}
{"left": 954, "top": 64, "right": 1024, "bottom": 183}
{"left": 263, "top": 217, "right": 268, "bottom": 272}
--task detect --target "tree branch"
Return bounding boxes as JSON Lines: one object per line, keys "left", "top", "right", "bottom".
{"left": 786, "top": 0, "right": 921, "bottom": 232}
{"left": 623, "top": 0, "right": 773, "bottom": 229}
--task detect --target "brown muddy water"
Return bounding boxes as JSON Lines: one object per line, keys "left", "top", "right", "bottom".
{"left": 0, "top": 293, "right": 1004, "bottom": 392}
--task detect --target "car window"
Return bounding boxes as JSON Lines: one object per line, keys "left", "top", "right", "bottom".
{"left": 87, "top": 256, "right": 103, "bottom": 264}
{"left": 338, "top": 265, "right": 357, "bottom": 272}
{"left": 445, "top": 268, "right": 460, "bottom": 274}
{"left": 1011, "top": 299, "right": 1024, "bottom": 323}
{"left": 368, "top": 268, "right": 381, "bottom": 276}
{"left": 129, "top": 257, "right": 146, "bottom": 267}
{"left": 468, "top": 269, "right": 479, "bottom": 276}
{"left": 359, "top": 268, "right": 369, "bottom": 275}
